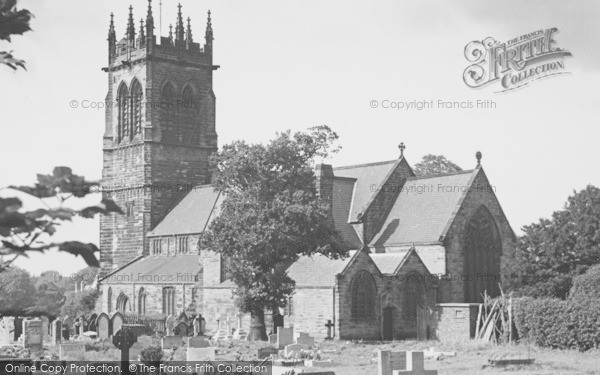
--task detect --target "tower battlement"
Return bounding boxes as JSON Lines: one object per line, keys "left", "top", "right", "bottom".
{"left": 107, "top": 2, "right": 214, "bottom": 69}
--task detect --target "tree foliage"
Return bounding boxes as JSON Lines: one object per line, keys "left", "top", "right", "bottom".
{"left": 0, "top": 266, "right": 35, "bottom": 315}
{"left": 0, "top": 0, "right": 33, "bottom": 70}
{"left": 201, "top": 126, "right": 346, "bottom": 340}
{"left": 60, "top": 289, "right": 99, "bottom": 318}
{"left": 503, "top": 185, "right": 600, "bottom": 299}
{"left": 413, "top": 154, "right": 463, "bottom": 177}
{"left": 0, "top": 166, "right": 123, "bottom": 272}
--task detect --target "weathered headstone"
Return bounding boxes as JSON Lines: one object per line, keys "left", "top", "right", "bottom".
{"left": 51, "top": 320, "right": 62, "bottom": 345}
{"left": 22, "top": 320, "right": 43, "bottom": 352}
{"left": 174, "top": 321, "right": 188, "bottom": 337}
{"left": 161, "top": 336, "right": 183, "bottom": 349}
{"left": 324, "top": 319, "right": 334, "bottom": 340}
{"left": 112, "top": 328, "right": 137, "bottom": 363}
{"left": 96, "top": 313, "right": 110, "bottom": 339}
{"left": 258, "top": 346, "right": 278, "bottom": 359}
{"left": 276, "top": 327, "right": 293, "bottom": 349}
{"left": 59, "top": 342, "right": 85, "bottom": 359}
{"left": 111, "top": 312, "right": 124, "bottom": 336}
{"left": 187, "top": 347, "right": 216, "bottom": 361}
{"left": 284, "top": 343, "right": 308, "bottom": 358}
{"left": 41, "top": 316, "right": 50, "bottom": 342}
{"left": 296, "top": 332, "right": 315, "bottom": 348}
{"left": 268, "top": 334, "right": 277, "bottom": 345}
{"left": 187, "top": 336, "right": 210, "bottom": 348}
{"left": 13, "top": 317, "right": 22, "bottom": 341}
{"left": 193, "top": 316, "right": 201, "bottom": 336}
{"left": 378, "top": 350, "right": 437, "bottom": 375}
{"left": 0, "top": 317, "right": 13, "bottom": 346}
{"left": 165, "top": 315, "right": 176, "bottom": 336}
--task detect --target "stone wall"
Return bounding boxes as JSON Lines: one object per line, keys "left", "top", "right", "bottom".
{"left": 100, "top": 282, "right": 197, "bottom": 316}
{"left": 434, "top": 303, "right": 480, "bottom": 342}
{"left": 286, "top": 287, "right": 335, "bottom": 340}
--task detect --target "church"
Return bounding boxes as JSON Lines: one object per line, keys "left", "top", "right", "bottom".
{"left": 98, "top": 2, "right": 516, "bottom": 341}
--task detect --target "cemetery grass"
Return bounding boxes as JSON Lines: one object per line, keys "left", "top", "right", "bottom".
{"left": 43, "top": 337, "right": 600, "bottom": 374}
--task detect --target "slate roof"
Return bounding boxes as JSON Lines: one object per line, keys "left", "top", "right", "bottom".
{"left": 370, "top": 170, "right": 478, "bottom": 246}
{"left": 101, "top": 254, "right": 200, "bottom": 284}
{"left": 331, "top": 178, "right": 362, "bottom": 248}
{"left": 148, "top": 185, "right": 222, "bottom": 236}
{"left": 333, "top": 160, "right": 398, "bottom": 222}
{"left": 369, "top": 251, "right": 409, "bottom": 275}
{"left": 286, "top": 252, "right": 356, "bottom": 287}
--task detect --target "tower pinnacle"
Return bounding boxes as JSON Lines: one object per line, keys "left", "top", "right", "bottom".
{"left": 186, "top": 17, "right": 193, "bottom": 47}
{"left": 175, "top": 3, "right": 185, "bottom": 43}
{"left": 126, "top": 5, "right": 136, "bottom": 45}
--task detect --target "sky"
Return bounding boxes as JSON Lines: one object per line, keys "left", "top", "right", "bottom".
{"left": 1, "top": 0, "right": 599, "bottom": 275}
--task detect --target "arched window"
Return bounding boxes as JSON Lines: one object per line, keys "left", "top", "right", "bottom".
{"left": 138, "top": 288, "right": 147, "bottom": 315}
{"left": 160, "top": 81, "right": 176, "bottom": 142}
{"left": 181, "top": 84, "right": 198, "bottom": 143}
{"left": 403, "top": 274, "right": 424, "bottom": 320}
{"left": 117, "top": 83, "right": 129, "bottom": 142}
{"left": 130, "top": 79, "right": 143, "bottom": 137}
{"left": 351, "top": 271, "right": 376, "bottom": 319}
{"left": 464, "top": 205, "right": 502, "bottom": 302}
{"left": 162, "top": 287, "right": 175, "bottom": 315}
{"left": 116, "top": 292, "right": 129, "bottom": 313}
{"left": 107, "top": 287, "right": 113, "bottom": 313}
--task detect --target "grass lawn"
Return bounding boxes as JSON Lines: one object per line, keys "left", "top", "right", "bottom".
{"left": 50, "top": 336, "right": 600, "bottom": 374}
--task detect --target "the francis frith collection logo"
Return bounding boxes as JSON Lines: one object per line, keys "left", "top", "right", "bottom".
{"left": 463, "top": 28, "right": 572, "bottom": 92}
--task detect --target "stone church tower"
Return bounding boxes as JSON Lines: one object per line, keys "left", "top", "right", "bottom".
{"left": 99, "top": 2, "right": 218, "bottom": 276}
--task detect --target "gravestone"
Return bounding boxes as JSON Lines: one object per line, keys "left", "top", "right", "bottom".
{"left": 51, "top": 320, "right": 62, "bottom": 345}
{"left": 96, "top": 313, "right": 110, "bottom": 339}
{"left": 165, "top": 315, "right": 176, "bottom": 336}
{"left": 0, "top": 317, "right": 13, "bottom": 346}
{"left": 111, "top": 312, "right": 124, "bottom": 336}
{"left": 284, "top": 343, "right": 308, "bottom": 358}
{"left": 193, "top": 316, "right": 201, "bottom": 336}
{"left": 296, "top": 332, "right": 315, "bottom": 348}
{"left": 22, "top": 320, "right": 43, "bottom": 352}
{"left": 59, "top": 342, "right": 85, "bottom": 359}
{"left": 258, "top": 346, "right": 278, "bottom": 359}
{"left": 378, "top": 350, "right": 437, "bottom": 375}
{"left": 324, "top": 320, "right": 334, "bottom": 340}
{"left": 174, "top": 322, "right": 188, "bottom": 337}
{"left": 41, "top": 317, "right": 50, "bottom": 342}
{"left": 161, "top": 336, "right": 183, "bottom": 349}
{"left": 112, "top": 328, "right": 137, "bottom": 363}
{"left": 187, "top": 347, "right": 216, "bottom": 361}
{"left": 187, "top": 336, "right": 210, "bottom": 348}
{"left": 269, "top": 334, "right": 277, "bottom": 345}
{"left": 276, "top": 327, "right": 293, "bottom": 349}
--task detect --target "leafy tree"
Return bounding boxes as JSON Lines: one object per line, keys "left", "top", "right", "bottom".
{"left": 0, "top": 166, "right": 123, "bottom": 272}
{"left": 0, "top": 0, "right": 33, "bottom": 70}
{"left": 29, "top": 278, "right": 66, "bottom": 318}
{"left": 60, "top": 289, "right": 99, "bottom": 318}
{"left": 413, "top": 154, "right": 462, "bottom": 177}
{"left": 0, "top": 266, "right": 35, "bottom": 315}
{"left": 503, "top": 185, "right": 600, "bottom": 299}
{"left": 201, "top": 126, "right": 346, "bottom": 340}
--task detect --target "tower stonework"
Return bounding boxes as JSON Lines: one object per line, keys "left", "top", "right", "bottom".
{"left": 100, "top": 2, "right": 218, "bottom": 276}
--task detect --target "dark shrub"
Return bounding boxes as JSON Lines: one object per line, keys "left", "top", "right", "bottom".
{"left": 570, "top": 264, "right": 600, "bottom": 300}
{"left": 139, "top": 345, "right": 163, "bottom": 366}
{"left": 514, "top": 296, "right": 600, "bottom": 351}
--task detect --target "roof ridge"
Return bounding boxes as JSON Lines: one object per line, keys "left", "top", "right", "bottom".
{"left": 333, "top": 159, "right": 397, "bottom": 171}
{"left": 407, "top": 169, "right": 476, "bottom": 181}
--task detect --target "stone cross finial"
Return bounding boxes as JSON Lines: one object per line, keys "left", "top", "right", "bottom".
{"left": 476, "top": 151, "right": 482, "bottom": 167}
{"left": 399, "top": 142, "right": 406, "bottom": 158}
